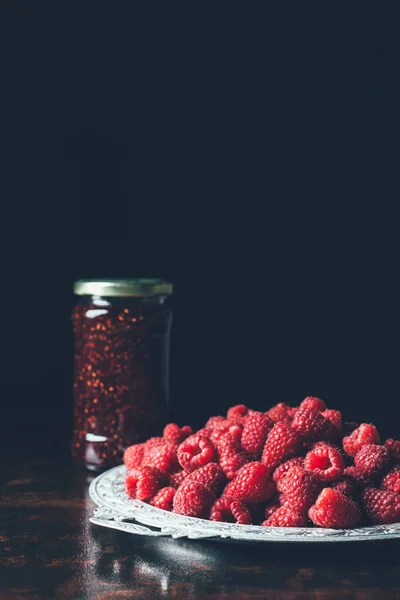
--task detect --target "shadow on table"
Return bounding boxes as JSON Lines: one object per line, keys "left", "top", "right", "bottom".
{"left": 89, "top": 525, "right": 400, "bottom": 599}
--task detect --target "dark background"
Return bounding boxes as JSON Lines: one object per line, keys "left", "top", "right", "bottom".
{"left": 1, "top": 2, "right": 400, "bottom": 448}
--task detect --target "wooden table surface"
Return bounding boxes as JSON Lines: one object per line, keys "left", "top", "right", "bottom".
{"left": 1, "top": 448, "right": 400, "bottom": 600}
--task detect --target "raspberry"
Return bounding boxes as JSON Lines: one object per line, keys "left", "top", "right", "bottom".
{"left": 264, "top": 497, "right": 281, "bottom": 519}
{"left": 177, "top": 433, "right": 217, "bottom": 472}
{"left": 205, "top": 415, "right": 225, "bottom": 429}
{"left": 185, "top": 463, "right": 226, "bottom": 496}
{"left": 385, "top": 439, "right": 400, "bottom": 463}
{"left": 299, "top": 396, "right": 327, "bottom": 412}
{"left": 123, "top": 443, "right": 145, "bottom": 470}
{"left": 173, "top": 480, "right": 215, "bottom": 518}
{"left": 163, "top": 423, "right": 193, "bottom": 445}
{"left": 262, "top": 505, "right": 308, "bottom": 527}
{"left": 227, "top": 404, "right": 249, "bottom": 423}
{"left": 124, "top": 466, "right": 166, "bottom": 501}
{"left": 343, "top": 466, "right": 376, "bottom": 489}
{"left": 342, "top": 423, "right": 380, "bottom": 457}
{"left": 272, "top": 457, "right": 304, "bottom": 483}
{"left": 331, "top": 476, "right": 357, "bottom": 498}
{"left": 149, "top": 487, "right": 176, "bottom": 511}
{"left": 217, "top": 431, "right": 241, "bottom": 455}
{"left": 144, "top": 437, "right": 165, "bottom": 451}
{"left": 210, "top": 496, "right": 251, "bottom": 524}
{"left": 219, "top": 450, "right": 250, "bottom": 480}
{"left": 195, "top": 428, "right": 210, "bottom": 437}
{"left": 266, "top": 403, "right": 293, "bottom": 423}
{"left": 216, "top": 432, "right": 249, "bottom": 479}
{"left": 241, "top": 411, "right": 273, "bottom": 459}
{"left": 309, "top": 488, "right": 361, "bottom": 529}
{"left": 321, "top": 409, "right": 342, "bottom": 431}
{"left": 224, "top": 462, "right": 275, "bottom": 504}
{"left": 169, "top": 469, "right": 190, "bottom": 489}
{"left": 361, "top": 487, "right": 400, "bottom": 525}
{"left": 261, "top": 422, "right": 302, "bottom": 469}
{"left": 210, "top": 419, "right": 242, "bottom": 445}
{"left": 381, "top": 465, "right": 400, "bottom": 495}
{"left": 277, "top": 466, "right": 321, "bottom": 515}
{"left": 143, "top": 441, "right": 179, "bottom": 475}
{"left": 304, "top": 445, "right": 344, "bottom": 481}
{"left": 353, "top": 444, "right": 390, "bottom": 476}
{"left": 291, "top": 407, "right": 333, "bottom": 442}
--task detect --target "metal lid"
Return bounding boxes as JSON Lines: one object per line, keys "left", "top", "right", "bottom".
{"left": 73, "top": 278, "right": 173, "bottom": 297}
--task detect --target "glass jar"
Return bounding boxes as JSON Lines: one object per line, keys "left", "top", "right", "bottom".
{"left": 71, "top": 278, "right": 173, "bottom": 471}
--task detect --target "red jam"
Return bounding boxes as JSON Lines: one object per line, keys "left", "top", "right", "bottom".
{"left": 71, "top": 283, "right": 172, "bottom": 471}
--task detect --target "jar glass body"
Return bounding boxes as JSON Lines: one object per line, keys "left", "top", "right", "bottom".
{"left": 71, "top": 292, "right": 172, "bottom": 471}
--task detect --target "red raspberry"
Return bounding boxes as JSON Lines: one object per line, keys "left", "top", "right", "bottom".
{"left": 304, "top": 445, "right": 344, "bottom": 481}
{"left": 227, "top": 404, "right": 249, "bottom": 423}
{"left": 205, "top": 415, "right": 225, "bottom": 429}
{"left": 299, "top": 396, "right": 327, "bottom": 412}
{"left": 143, "top": 441, "right": 179, "bottom": 475}
{"left": 277, "top": 466, "right": 321, "bottom": 515}
{"left": 224, "top": 462, "right": 275, "bottom": 504}
{"left": 210, "top": 496, "right": 251, "bottom": 524}
{"left": 272, "top": 457, "right": 304, "bottom": 483}
{"left": 210, "top": 419, "right": 242, "bottom": 445}
{"left": 124, "top": 466, "right": 166, "bottom": 501}
{"left": 331, "top": 476, "right": 357, "bottom": 498}
{"left": 177, "top": 433, "right": 217, "bottom": 472}
{"left": 342, "top": 423, "right": 380, "bottom": 457}
{"left": 381, "top": 465, "right": 400, "bottom": 495}
{"left": 217, "top": 431, "right": 241, "bottom": 455}
{"left": 309, "top": 488, "right": 361, "bottom": 529}
{"left": 241, "top": 411, "right": 273, "bottom": 459}
{"left": 219, "top": 450, "right": 250, "bottom": 480}
{"left": 144, "top": 437, "right": 165, "bottom": 451}
{"left": 262, "top": 505, "right": 308, "bottom": 527}
{"left": 361, "top": 487, "right": 400, "bottom": 525}
{"left": 173, "top": 480, "right": 215, "bottom": 518}
{"left": 195, "top": 427, "right": 210, "bottom": 437}
{"left": 169, "top": 469, "right": 190, "bottom": 489}
{"left": 149, "top": 487, "right": 176, "bottom": 511}
{"left": 321, "top": 409, "right": 342, "bottom": 431}
{"left": 261, "top": 422, "right": 302, "bottom": 469}
{"left": 264, "top": 497, "right": 281, "bottom": 519}
{"left": 123, "top": 443, "right": 145, "bottom": 470}
{"left": 385, "top": 439, "right": 400, "bottom": 463}
{"left": 343, "top": 466, "right": 376, "bottom": 489}
{"left": 291, "top": 407, "right": 333, "bottom": 442}
{"left": 217, "top": 432, "right": 250, "bottom": 480}
{"left": 163, "top": 423, "right": 193, "bottom": 445}
{"left": 266, "top": 403, "right": 293, "bottom": 423}
{"left": 353, "top": 444, "right": 390, "bottom": 476}
{"left": 185, "top": 463, "right": 226, "bottom": 496}
{"left": 142, "top": 437, "right": 167, "bottom": 462}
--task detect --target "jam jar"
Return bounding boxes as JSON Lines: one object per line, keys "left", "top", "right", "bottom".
{"left": 71, "top": 278, "right": 173, "bottom": 471}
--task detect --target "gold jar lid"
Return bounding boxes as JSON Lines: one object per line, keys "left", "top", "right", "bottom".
{"left": 73, "top": 278, "right": 173, "bottom": 297}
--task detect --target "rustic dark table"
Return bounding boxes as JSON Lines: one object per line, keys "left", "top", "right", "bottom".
{"left": 1, "top": 448, "right": 400, "bottom": 600}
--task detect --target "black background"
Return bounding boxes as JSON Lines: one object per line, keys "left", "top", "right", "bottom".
{"left": 1, "top": 2, "right": 400, "bottom": 448}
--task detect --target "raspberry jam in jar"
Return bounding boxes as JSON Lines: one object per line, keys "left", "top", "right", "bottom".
{"left": 72, "top": 278, "right": 173, "bottom": 471}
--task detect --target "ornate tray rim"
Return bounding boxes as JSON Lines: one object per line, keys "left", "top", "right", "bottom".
{"left": 88, "top": 465, "right": 400, "bottom": 543}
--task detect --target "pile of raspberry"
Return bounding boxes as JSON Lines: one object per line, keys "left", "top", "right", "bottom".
{"left": 123, "top": 398, "right": 400, "bottom": 529}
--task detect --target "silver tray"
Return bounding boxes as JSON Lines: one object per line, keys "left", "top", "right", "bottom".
{"left": 89, "top": 465, "right": 400, "bottom": 543}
